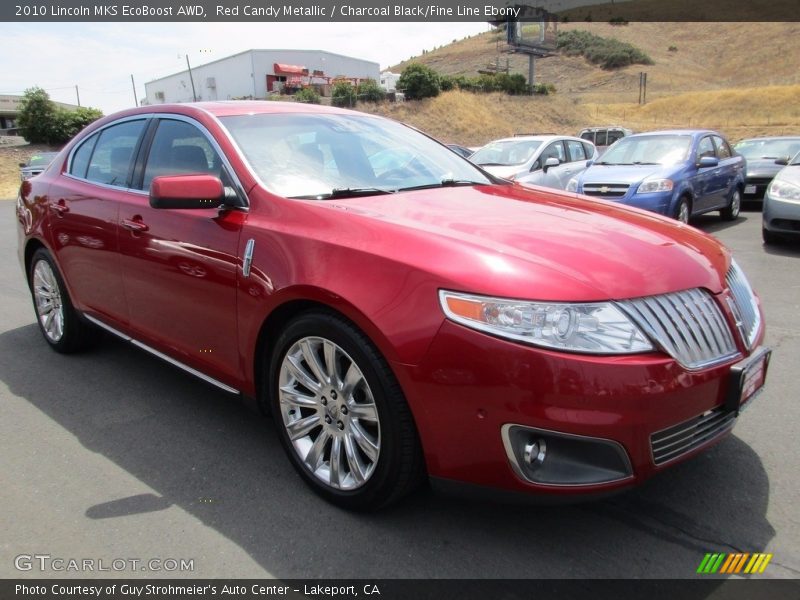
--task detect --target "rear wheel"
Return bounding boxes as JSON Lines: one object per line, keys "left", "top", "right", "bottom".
{"left": 28, "top": 248, "right": 93, "bottom": 353}
{"left": 674, "top": 196, "right": 691, "bottom": 224}
{"left": 720, "top": 188, "right": 741, "bottom": 221}
{"left": 269, "top": 310, "right": 424, "bottom": 510}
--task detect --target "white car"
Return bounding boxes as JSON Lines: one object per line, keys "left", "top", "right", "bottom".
{"left": 470, "top": 135, "right": 599, "bottom": 190}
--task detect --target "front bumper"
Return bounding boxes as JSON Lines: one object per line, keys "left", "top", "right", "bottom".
{"left": 763, "top": 192, "right": 800, "bottom": 236}
{"left": 394, "top": 318, "right": 765, "bottom": 498}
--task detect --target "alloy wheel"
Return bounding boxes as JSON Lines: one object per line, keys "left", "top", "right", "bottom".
{"left": 32, "top": 260, "right": 65, "bottom": 343}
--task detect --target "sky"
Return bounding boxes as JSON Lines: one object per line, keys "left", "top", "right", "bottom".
{"left": 1, "top": 22, "right": 490, "bottom": 114}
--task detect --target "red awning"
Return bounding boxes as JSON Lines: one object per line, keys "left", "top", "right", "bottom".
{"left": 274, "top": 63, "right": 306, "bottom": 75}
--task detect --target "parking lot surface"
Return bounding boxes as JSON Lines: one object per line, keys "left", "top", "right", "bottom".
{"left": 1, "top": 204, "right": 799, "bottom": 579}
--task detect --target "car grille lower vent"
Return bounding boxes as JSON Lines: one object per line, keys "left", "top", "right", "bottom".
{"left": 725, "top": 262, "right": 761, "bottom": 349}
{"left": 651, "top": 406, "right": 735, "bottom": 465}
{"left": 618, "top": 289, "right": 739, "bottom": 370}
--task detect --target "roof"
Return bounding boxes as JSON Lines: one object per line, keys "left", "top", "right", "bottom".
{"left": 104, "top": 100, "right": 362, "bottom": 121}
{"left": 485, "top": 135, "right": 589, "bottom": 144}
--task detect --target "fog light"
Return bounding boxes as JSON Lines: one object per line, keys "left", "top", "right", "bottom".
{"left": 523, "top": 439, "right": 546, "bottom": 467}
{"left": 502, "top": 424, "right": 633, "bottom": 486}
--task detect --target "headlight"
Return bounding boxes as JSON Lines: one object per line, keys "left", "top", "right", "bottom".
{"left": 439, "top": 290, "right": 653, "bottom": 354}
{"left": 637, "top": 178, "right": 674, "bottom": 194}
{"left": 566, "top": 178, "right": 578, "bottom": 192}
{"left": 768, "top": 179, "right": 800, "bottom": 202}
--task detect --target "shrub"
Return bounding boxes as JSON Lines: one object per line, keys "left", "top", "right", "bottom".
{"left": 557, "top": 30, "right": 654, "bottom": 70}
{"left": 331, "top": 81, "right": 357, "bottom": 107}
{"left": 397, "top": 63, "right": 440, "bottom": 100}
{"left": 357, "top": 78, "right": 385, "bottom": 103}
{"left": 293, "top": 88, "right": 321, "bottom": 104}
{"left": 668, "top": 45, "right": 679, "bottom": 52}
{"left": 17, "top": 87, "right": 102, "bottom": 144}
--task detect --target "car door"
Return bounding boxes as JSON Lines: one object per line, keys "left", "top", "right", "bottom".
{"left": 531, "top": 141, "right": 567, "bottom": 188}
{"left": 711, "top": 135, "right": 738, "bottom": 209}
{"left": 692, "top": 135, "right": 721, "bottom": 212}
{"left": 116, "top": 116, "right": 246, "bottom": 387}
{"left": 49, "top": 117, "right": 148, "bottom": 326}
{"left": 549, "top": 139, "right": 591, "bottom": 189}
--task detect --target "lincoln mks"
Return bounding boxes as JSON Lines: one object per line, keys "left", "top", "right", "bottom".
{"left": 16, "top": 102, "right": 769, "bottom": 509}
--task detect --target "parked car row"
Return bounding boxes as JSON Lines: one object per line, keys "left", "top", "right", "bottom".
{"left": 16, "top": 101, "right": 770, "bottom": 509}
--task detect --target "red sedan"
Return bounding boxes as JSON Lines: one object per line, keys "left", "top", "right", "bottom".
{"left": 16, "top": 102, "right": 770, "bottom": 509}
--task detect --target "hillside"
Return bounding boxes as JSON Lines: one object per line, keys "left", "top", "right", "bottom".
{"left": 379, "top": 22, "right": 800, "bottom": 145}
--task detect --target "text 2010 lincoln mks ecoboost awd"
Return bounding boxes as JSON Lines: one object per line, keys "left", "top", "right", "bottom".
{"left": 16, "top": 102, "right": 770, "bottom": 509}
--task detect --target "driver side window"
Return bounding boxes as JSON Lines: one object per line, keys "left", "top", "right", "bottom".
{"left": 696, "top": 136, "right": 716, "bottom": 162}
{"left": 142, "top": 119, "right": 222, "bottom": 191}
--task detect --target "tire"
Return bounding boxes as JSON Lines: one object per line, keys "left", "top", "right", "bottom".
{"left": 762, "top": 227, "right": 781, "bottom": 245}
{"left": 720, "top": 188, "right": 741, "bottom": 221}
{"left": 268, "top": 310, "right": 424, "bottom": 510}
{"left": 674, "top": 196, "right": 691, "bottom": 224}
{"left": 28, "top": 248, "right": 93, "bottom": 353}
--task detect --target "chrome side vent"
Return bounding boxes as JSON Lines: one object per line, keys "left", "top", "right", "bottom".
{"left": 726, "top": 261, "right": 761, "bottom": 349}
{"left": 618, "top": 289, "right": 739, "bottom": 370}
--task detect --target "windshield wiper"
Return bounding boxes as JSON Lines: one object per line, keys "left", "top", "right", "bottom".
{"left": 632, "top": 161, "right": 660, "bottom": 165}
{"left": 291, "top": 187, "right": 396, "bottom": 200}
{"left": 396, "top": 179, "right": 485, "bottom": 192}
{"left": 595, "top": 161, "right": 616, "bottom": 165}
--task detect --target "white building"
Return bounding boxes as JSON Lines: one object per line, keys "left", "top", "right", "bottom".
{"left": 380, "top": 71, "right": 401, "bottom": 92}
{"left": 145, "top": 49, "right": 380, "bottom": 104}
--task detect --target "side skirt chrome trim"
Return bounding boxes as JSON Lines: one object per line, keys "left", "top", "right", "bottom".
{"left": 83, "top": 314, "right": 241, "bottom": 395}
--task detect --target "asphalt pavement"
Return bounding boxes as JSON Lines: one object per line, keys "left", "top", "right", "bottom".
{"left": 1, "top": 203, "right": 799, "bottom": 579}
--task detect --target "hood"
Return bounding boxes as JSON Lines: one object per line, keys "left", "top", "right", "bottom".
{"left": 745, "top": 158, "right": 785, "bottom": 179}
{"left": 325, "top": 184, "right": 729, "bottom": 302}
{"left": 773, "top": 164, "right": 800, "bottom": 186}
{"left": 579, "top": 163, "right": 677, "bottom": 186}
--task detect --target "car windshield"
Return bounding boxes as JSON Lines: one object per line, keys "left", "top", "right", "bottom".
{"left": 218, "top": 112, "right": 491, "bottom": 199}
{"left": 470, "top": 140, "right": 543, "bottom": 167}
{"left": 791, "top": 151, "right": 800, "bottom": 166}
{"left": 734, "top": 138, "right": 800, "bottom": 160}
{"left": 28, "top": 153, "right": 57, "bottom": 167}
{"left": 598, "top": 135, "right": 691, "bottom": 165}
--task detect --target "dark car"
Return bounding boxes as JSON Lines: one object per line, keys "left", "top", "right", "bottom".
{"left": 733, "top": 136, "right": 800, "bottom": 203}
{"left": 567, "top": 130, "right": 745, "bottom": 223}
{"left": 763, "top": 150, "right": 800, "bottom": 244}
{"left": 19, "top": 151, "right": 60, "bottom": 181}
{"left": 16, "top": 103, "right": 768, "bottom": 509}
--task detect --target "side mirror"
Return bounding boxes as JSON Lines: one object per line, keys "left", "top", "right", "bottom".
{"left": 698, "top": 156, "right": 719, "bottom": 168}
{"left": 150, "top": 174, "right": 224, "bottom": 209}
{"left": 585, "top": 160, "right": 594, "bottom": 168}
{"left": 775, "top": 157, "right": 790, "bottom": 166}
{"left": 543, "top": 157, "right": 560, "bottom": 172}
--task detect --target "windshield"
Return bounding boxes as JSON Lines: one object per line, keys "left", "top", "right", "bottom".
{"left": 734, "top": 138, "right": 800, "bottom": 160}
{"left": 598, "top": 135, "right": 691, "bottom": 165}
{"left": 470, "top": 140, "right": 542, "bottom": 167}
{"left": 219, "top": 112, "right": 491, "bottom": 198}
{"left": 792, "top": 151, "right": 800, "bottom": 166}
{"left": 28, "top": 153, "right": 57, "bottom": 167}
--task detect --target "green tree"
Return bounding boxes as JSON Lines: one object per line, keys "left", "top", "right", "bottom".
{"left": 17, "top": 87, "right": 58, "bottom": 144}
{"left": 357, "top": 79, "right": 385, "bottom": 103}
{"left": 331, "top": 81, "right": 357, "bottom": 108}
{"left": 397, "top": 63, "right": 440, "bottom": 100}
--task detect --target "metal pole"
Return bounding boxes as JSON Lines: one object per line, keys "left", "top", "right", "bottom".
{"left": 643, "top": 72, "right": 647, "bottom": 105}
{"left": 186, "top": 54, "right": 197, "bottom": 102}
{"left": 130, "top": 74, "right": 139, "bottom": 107}
{"left": 75, "top": 85, "right": 81, "bottom": 107}
{"left": 528, "top": 55, "right": 535, "bottom": 93}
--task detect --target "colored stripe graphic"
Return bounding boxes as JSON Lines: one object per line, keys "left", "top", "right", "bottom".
{"left": 699, "top": 553, "right": 773, "bottom": 574}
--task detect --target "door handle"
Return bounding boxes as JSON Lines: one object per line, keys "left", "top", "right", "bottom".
{"left": 49, "top": 199, "right": 69, "bottom": 215}
{"left": 121, "top": 218, "right": 149, "bottom": 233}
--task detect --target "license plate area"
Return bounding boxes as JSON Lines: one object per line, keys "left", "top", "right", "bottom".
{"left": 725, "top": 346, "right": 771, "bottom": 414}
{"left": 744, "top": 184, "right": 757, "bottom": 195}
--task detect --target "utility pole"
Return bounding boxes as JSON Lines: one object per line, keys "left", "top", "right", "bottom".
{"left": 75, "top": 85, "right": 81, "bottom": 107}
{"left": 186, "top": 54, "right": 197, "bottom": 102}
{"left": 130, "top": 74, "right": 139, "bottom": 107}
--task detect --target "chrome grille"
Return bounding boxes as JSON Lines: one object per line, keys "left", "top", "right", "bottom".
{"left": 582, "top": 183, "right": 630, "bottom": 197}
{"left": 618, "top": 289, "right": 739, "bottom": 370}
{"left": 651, "top": 406, "right": 735, "bottom": 465}
{"left": 726, "top": 261, "right": 761, "bottom": 349}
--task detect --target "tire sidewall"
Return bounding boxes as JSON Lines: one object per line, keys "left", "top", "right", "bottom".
{"left": 28, "top": 248, "right": 76, "bottom": 352}
{"left": 268, "top": 311, "right": 407, "bottom": 509}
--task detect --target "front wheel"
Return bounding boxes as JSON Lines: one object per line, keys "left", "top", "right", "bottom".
{"left": 268, "top": 311, "right": 424, "bottom": 510}
{"left": 28, "top": 248, "right": 93, "bottom": 353}
{"left": 674, "top": 197, "right": 691, "bottom": 224}
{"left": 720, "top": 189, "right": 741, "bottom": 221}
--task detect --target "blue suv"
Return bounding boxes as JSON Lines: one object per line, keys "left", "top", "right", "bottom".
{"left": 567, "top": 130, "right": 745, "bottom": 223}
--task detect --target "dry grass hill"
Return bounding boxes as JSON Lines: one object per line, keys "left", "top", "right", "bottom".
{"left": 366, "top": 22, "right": 800, "bottom": 145}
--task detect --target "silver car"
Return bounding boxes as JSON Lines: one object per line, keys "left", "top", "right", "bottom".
{"left": 470, "top": 135, "right": 598, "bottom": 190}
{"left": 763, "top": 150, "right": 800, "bottom": 244}
{"left": 19, "top": 151, "right": 59, "bottom": 181}
{"left": 734, "top": 136, "right": 800, "bottom": 203}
